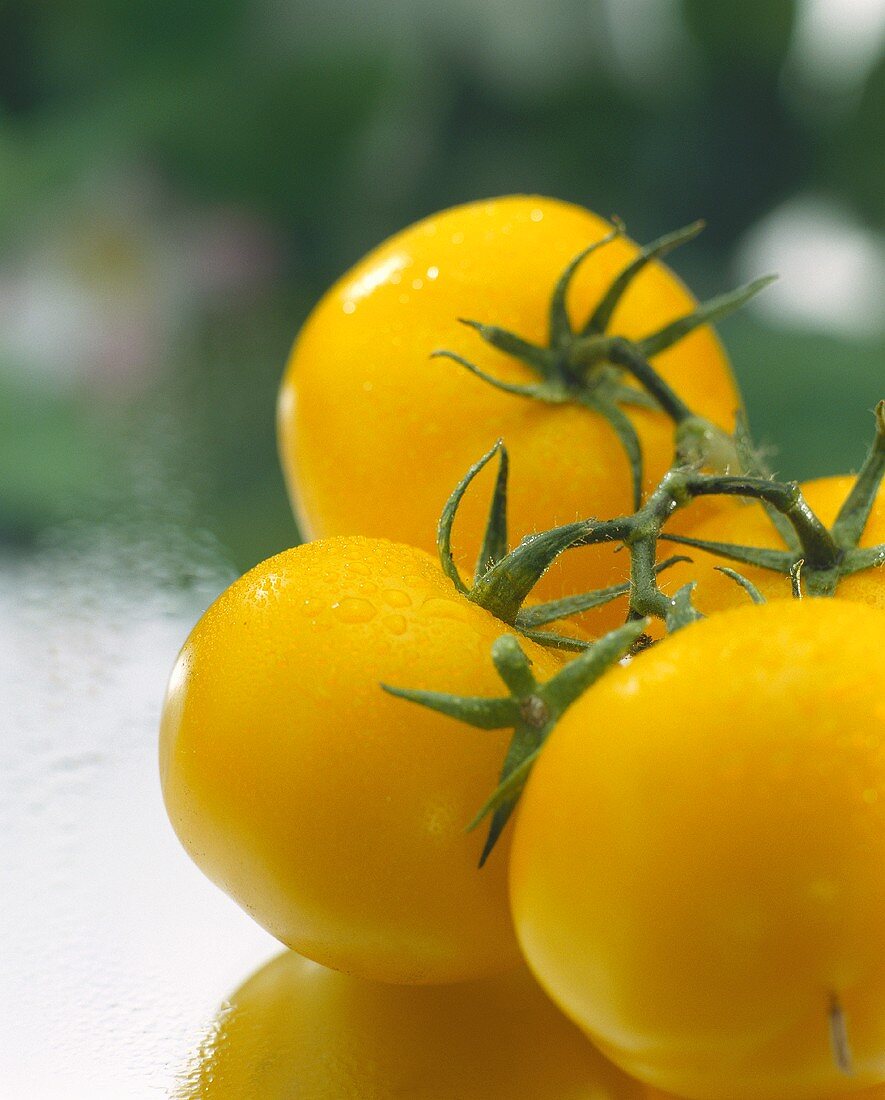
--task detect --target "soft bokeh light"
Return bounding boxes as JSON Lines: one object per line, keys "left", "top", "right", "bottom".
{"left": 736, "top": 195, "right": 885, "bottom": 336}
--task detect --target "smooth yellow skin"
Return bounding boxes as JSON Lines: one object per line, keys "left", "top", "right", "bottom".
{"left": 660, "top": 475, "right": 885, "bottom": 613}
{"left": 160, "top": 536, "right": 563, "bottom": 984}
{"left": 279, "top": 195, "right": 741, "bottom": 634}
{"left": 175, "top": 950, "right": 660, "bottom": 1099}
{"left": 511, "top": 601, "right": 885, "bottom": 1099}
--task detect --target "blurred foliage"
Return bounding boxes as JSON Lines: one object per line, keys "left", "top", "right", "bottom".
{"left": 0, "top": 0, "right": 881, "bottom": 572}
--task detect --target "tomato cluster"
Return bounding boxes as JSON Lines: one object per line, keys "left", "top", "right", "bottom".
{"left": 161, "top": 197, "right": 885, "bottom": 1098}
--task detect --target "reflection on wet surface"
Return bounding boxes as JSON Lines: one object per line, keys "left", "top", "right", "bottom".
{"left": 174, "top": 950, "right": 652, "bottom": 1099}
{"left": 0, "top": 527, "right": 276, "bottom": 1098}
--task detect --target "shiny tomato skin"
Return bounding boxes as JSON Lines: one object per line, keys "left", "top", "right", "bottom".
{"left": 511, "top": 600, "right": 885, "bottom": 1099}
{"left": 279, "top": 196, "right": 741, "bottom": 633}
{"left": 176, "top": 951, "right": 661, "bottom": 1099}
{"left": 160, "top": 536, "right": 563, "bottom": 985}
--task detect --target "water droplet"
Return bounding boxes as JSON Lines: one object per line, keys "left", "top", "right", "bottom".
{"left": 331, "top": 597, "right": 377, "bottom": 624}
{"left": 451, "top": 232, "right": 464, "bottom": 245}
{"left": 252, "top": 573, "right": 284, "bottom": 602}
{"left": 383, "top": 614, "right": 407, "bottom": 636}
{"left": 347, "top": 561, "right": 370, "bottom": 576}
{"left": 342, "top": 300, "right": 356, "bottom": 314}
{"left": 411, "top": 278, "right": 424, "bottom": 290}
{"left": 419, "top": 597, "right": 470, "bottom": 623}
{"left": 398, "top": 293, "right": 409, "bottom": 305}
{"left": 362, "top": 381, "right": 374, "bottom": 393}
{"left": 426, "top": 266, "right": 439, "bottom": 280}
{"left": 424, "top": 802, "right": 455, "bottom": 839}
{"left": 382, "top": 589, "right": 411, "bottom": 608}
{"left": 530, "top": 208, "right": 544, "bottom": 222}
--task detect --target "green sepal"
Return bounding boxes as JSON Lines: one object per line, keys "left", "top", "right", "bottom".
{"left": 477, "top": 722, "right": 535, "bottom": 867}
{"left": 582, "top": 220, "right": 704, "bottom": 337}
{"left": 790, "top": 559, "right": 805, "bottom": 599}
{"left": 606, "top": 382, "right": 660, "bottom": 411}
{"left": 548, "top": 226, "right": 621, "bottom": 347}
{"left": 455, "top": 319, "right": 552, "bottom": 376}
{"left": 729, "top": 413, "right": 803, "bottom": 548}
{"left": 379, "top": 685, "right": 519, "bottom": 730}
{"left": 830, "top": 400, "right": 885, "bottom": 550}
{"left": 433, "top": 442, "right": 600, "bottom": 634}
{"left": 474, "top": 442, "right": 509, "bottom": 582}
{"left": 840, "top": 544, "right": 885, "bottom": 576}
{"left": 637, "top": 275, "right": 777, "bottom": 360}
{"left": 661, "top": 532, "right": 795, "bottom": 573}
{"left": 491, "top": 634, "right": 538, "bottom": 698}
{"left": 516, "top": 554, "right": 690, "bottom": 627}
{"left": 386, "top": 621, "right": 647, "bottom": 867}
{"left": 467, "top": 749, "right": 539, "bottom": 839}
{"left": 541, "top": 620, "right": 646, "bottom": 713}
{"left": 665, "top": 582, "right": 703, "bottom": 631}
{"left": 436, "top": 440, "right": 502, "bottom": 595}
{"left": 432, "top": 350, "right": 560, "bottom": 402}
{"left": 516, "top": 627, "right": 592, "bottom": 652}
{"left": 588, "top": 394, "right": 644, "bottom": 511}
{"left": 714, "top": 566, "right": 766, "bottom": 604}
{"left": 474, "top": 619, "right": 647, "bottom": 864}
{"left": 470, "top": 520, "right": 591, "bottom": 623}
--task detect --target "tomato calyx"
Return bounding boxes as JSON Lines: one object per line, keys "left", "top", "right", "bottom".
{"left": 432, "top": 219, "right": 774, "bottom": 508}
{"left": 661, "top": 401, "right": 885, "bottom": 598}
{"left": 383, "top": 620, "right": 646, "bottom": 866}
{"left": 436, "top": 439, "right": 658, "bottom": 650}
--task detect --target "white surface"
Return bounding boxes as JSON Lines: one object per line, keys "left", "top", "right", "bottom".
{"left": 0, "top": 534, "right": 278, "bottom": 1099}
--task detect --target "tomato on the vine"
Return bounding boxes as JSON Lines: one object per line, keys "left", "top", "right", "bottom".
{"left": 510, "top": 600, "right": 885, "bottom": 1099}
{"left": 278, "top": 195, "right": 741, "bottom": 632}
{"left": 660, "top": 474, "right": 885, "bottom": 612}
{"left": 177, "top": 951, "right": 659, "bottom": 1099}
{"left": 159, "top": 535, "right": 566, "bottom": 985}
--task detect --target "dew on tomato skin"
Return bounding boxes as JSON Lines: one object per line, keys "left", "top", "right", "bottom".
{"left": 383, "top": 615, "right": 408, "bottom": 636}
{"left": 451, "top": 232, "right": 464, "bottom": 245}
{"left": 419, "top": 597, "right": 471, "bottom": 623}
{"left": 345, "top": 561, "right": 371, "bottom": 576}
{"left": 342, "top": 300, "right": 356, "bottom": 315}
{"left": 423, "top": 801, "right": 457, "bottom": 841}
{"left": 530, "top": 208, "right": 544, "bottom": 222}
{"left": 411, "top": 278, "right": 423, "bottom": 290}
{"left": 331, "top": 597, "right": 378, "bottom": 624}
{"left": 251, "top": 573, "right": 285, "bottom": 603}
{"left": 426, "top": 266, "right": 439, "bottom": 280}
{"left": 381, "top": 589, "right": 411, "bottom": 609}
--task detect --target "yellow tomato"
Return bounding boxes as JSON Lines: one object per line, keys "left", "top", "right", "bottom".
{"left": 175, "top": 950, "right": 658, "bottom": 1099}
{"left": 644, "top": 1089, "right": 885, "bottom": 1100}
{"left": 278, "top": 195, "right": 741, "bottom": 633}
{"left": 160, "top": 536, "right": 564, "bottom": 984}
{"left": 660, "top": 475, "right": 885, "bottom": 612}
{"left": 511, "top": 601, "right": 885, "bottom": 1099}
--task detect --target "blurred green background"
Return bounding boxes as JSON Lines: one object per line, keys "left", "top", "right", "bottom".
{"left": 1, "top": 0, "right": 882, "bottom": 574}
